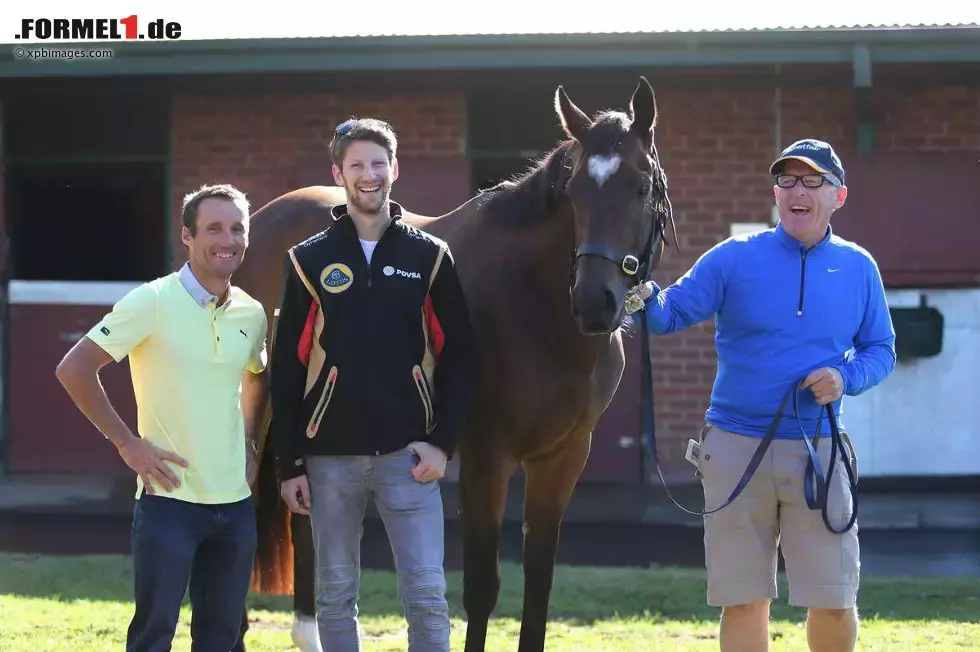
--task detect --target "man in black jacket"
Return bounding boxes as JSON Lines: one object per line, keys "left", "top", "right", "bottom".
{"left": 268, "top": 117, "right": 476, "bottom": 651}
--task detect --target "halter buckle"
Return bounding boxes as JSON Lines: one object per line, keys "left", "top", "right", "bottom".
{"left": 621, "top": 255, "right": 640, "bottom": 276}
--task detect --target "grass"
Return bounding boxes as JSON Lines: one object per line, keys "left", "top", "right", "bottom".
{"left": 1, "top": 552, "right": 978, "bottom": 650}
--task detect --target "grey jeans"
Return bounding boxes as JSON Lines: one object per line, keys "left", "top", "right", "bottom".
{"left": 305, "top": 446, "right": 450, "bottom": 651}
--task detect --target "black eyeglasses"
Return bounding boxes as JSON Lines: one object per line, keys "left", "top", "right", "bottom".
{"left": 775, "top": 173, "right": 840, "bottom": 189}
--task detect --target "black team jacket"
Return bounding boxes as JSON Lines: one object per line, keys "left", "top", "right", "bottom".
{"left": 267, "top": 201, "right": 477, "bottom": 482}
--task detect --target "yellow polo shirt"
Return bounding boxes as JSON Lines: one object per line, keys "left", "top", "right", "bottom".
{"left": 87, "top": 265, "right": 268, "bottom": 504}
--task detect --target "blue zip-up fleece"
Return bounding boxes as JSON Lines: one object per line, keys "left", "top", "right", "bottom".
{"left": 637, "top": 223, "right": 897, "bottom": 439}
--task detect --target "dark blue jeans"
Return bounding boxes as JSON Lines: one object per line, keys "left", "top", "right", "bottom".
{"left": 125, "top": 493, "right": 257, "bottom": 652}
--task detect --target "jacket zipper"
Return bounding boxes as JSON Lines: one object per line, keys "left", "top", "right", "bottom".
{"left": 361, "top": 212, "right": 392, "bottom": 455}
{"left": 797, "top": 249, "right": 808, "bottom": 316}
{"left": 360, "top": 212, "right": 397, "bottom": 288}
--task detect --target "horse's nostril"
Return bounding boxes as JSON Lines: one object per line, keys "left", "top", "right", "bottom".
{"left": 604, "top": 289, "right": 617, "bottom": 315}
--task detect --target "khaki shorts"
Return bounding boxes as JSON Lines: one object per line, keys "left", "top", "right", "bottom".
{"left": 697, "top": 423, "right": 860, "bottom": 609}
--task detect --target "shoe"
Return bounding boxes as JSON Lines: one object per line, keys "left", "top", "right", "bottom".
{"left": 290, "top": 614, "right": 322, "bottom": 652}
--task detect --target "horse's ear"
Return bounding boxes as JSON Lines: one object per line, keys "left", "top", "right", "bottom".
{"left": 629, "top": 76, "right": 657, "bottom": 149}
{"left": 555, "top": 85, "right": 592, "bottom": 142}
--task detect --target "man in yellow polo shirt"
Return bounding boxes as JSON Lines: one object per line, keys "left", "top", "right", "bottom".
{"left": 55, "top": 183, "right": 268, "bottom": 652}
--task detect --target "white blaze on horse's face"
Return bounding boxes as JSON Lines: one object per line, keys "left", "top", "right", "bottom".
{"left": 587, "top": 154, "right": 622, "bottom": 187}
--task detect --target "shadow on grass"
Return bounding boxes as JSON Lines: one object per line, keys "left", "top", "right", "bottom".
{"left": 2, "top": 553, "right": 978, "bottom": 626}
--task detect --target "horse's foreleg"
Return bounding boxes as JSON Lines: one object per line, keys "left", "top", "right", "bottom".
{"left": 518, "top": 431, "right": 591, "bottom": 652}
{"left": 289, "top": 512, "right": 320, "bottom": 651}
{"left": 291, "top": 513, "right": 316, "bottom": 617}
{"left": 459, "top": 440, "right": 516, "bottom": 652}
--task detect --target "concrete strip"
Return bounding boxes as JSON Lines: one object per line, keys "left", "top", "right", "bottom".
{"left": 1, "top": 474, "right": 978, "bottom": 530}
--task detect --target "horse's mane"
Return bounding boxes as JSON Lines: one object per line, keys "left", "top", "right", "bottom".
{"left": 474, "top": 110, "right": 642, "bottom": 227}
{"left": 475, "top": 138, "right": 576, "bottom": 226}
{"left": 467, "top": 108, "right": 676, "bottom": 256}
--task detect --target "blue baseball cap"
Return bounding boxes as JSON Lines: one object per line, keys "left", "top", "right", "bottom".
{"left": 769, "top": 138, "right": 845, "bottom": 185}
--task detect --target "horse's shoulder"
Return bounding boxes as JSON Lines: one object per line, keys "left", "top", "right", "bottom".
{"left": 399, "top": 221, "right": 450, "bottom": 253}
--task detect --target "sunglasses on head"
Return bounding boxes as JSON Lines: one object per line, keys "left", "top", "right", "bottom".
{"left": 335, "top": 119, "right": 357, "bottom": 137}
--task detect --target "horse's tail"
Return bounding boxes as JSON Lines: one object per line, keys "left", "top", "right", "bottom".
{"left": 249, "top": 401, "right": 295, "bottom": 596}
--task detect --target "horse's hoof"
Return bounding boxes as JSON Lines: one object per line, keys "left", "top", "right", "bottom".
{"left": 291, "top": 615, "right": 322, "bottom": 652}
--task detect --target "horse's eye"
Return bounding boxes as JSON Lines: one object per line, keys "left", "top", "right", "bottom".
{"left": 638, "top": 182, "right": 651, "bottom": 197}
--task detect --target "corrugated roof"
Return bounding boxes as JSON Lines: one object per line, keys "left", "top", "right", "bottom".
{"left": 176, "top": 23, "right": 980, "bottom": 42}
{"left": 2, "top": 1, "right": 978, "bottom": 43}
{"left": 5, "top": 17, "right": 979, "bottom": 78}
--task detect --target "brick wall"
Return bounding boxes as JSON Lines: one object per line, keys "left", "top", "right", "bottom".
{"left": 878, "top": 84, "right": 980, "bottom": 152}
{"left": 169, "top": 91, "right": 467, "bottom": 267}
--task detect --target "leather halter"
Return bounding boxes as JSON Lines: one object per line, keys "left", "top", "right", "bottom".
{"left": 564, "top": 149, "right": 674, "bottom": 294}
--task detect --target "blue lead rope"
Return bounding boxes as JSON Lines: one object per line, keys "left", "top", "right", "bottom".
{"left": 638, "top": 310, "right": 859, "bottom": 534}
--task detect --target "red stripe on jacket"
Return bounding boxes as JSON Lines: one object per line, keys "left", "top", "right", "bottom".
{"left": 298, "top": 296, "right": 444, "bottom": 368}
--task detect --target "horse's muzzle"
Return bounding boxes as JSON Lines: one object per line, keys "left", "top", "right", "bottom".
{"left": 570, "top": 285, "right": 622, "bottom": 335}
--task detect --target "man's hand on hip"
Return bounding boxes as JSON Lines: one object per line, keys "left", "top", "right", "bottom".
{"left": 408, "top": 441, "right": 448, "bottom": 483}
{"left": 801, "top": 367, "right": 844, "bottom": 405}
{"left": 281, "top": 475, "right": 311, "bottom": 515}
{"left": 118, "top": 437, "right": 189, "bottom": 494}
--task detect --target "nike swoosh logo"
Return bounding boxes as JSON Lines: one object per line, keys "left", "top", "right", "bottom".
{"left": 828, "top": 269, "right": 840, "bottom": 273}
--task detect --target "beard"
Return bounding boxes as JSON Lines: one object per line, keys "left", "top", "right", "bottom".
{"left": 345, "top": 177, "right": 390, "bottom": 216}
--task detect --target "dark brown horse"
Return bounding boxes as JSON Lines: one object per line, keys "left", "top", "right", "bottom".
{"left": 235, "top": 77, "right": 675, "bottom": 651}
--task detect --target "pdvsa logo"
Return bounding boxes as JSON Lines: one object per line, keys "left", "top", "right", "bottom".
{"left": 383, "top": 266, "right": 422, "bottom": 280}
{"left": 15, "top": 16, "right": 182, "bottom": 41}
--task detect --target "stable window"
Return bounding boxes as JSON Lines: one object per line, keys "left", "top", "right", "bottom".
{"left": 6, "top": 162, "right": 165, "bottom": 281}
{"left": 3, "top": 85, "right": 169, "bottom": 282}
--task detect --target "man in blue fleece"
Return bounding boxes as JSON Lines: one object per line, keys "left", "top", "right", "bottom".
{"left": 633, "top": 139, "right": 895, "bottom": 652}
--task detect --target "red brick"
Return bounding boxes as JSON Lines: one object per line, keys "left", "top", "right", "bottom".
{"left": 877, "top": 82, "right": 980, "bottom": 151}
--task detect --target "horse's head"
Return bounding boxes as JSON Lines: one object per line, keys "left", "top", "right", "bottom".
{"left": 556, "top": 77, "right": 674, "bottom": 336}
